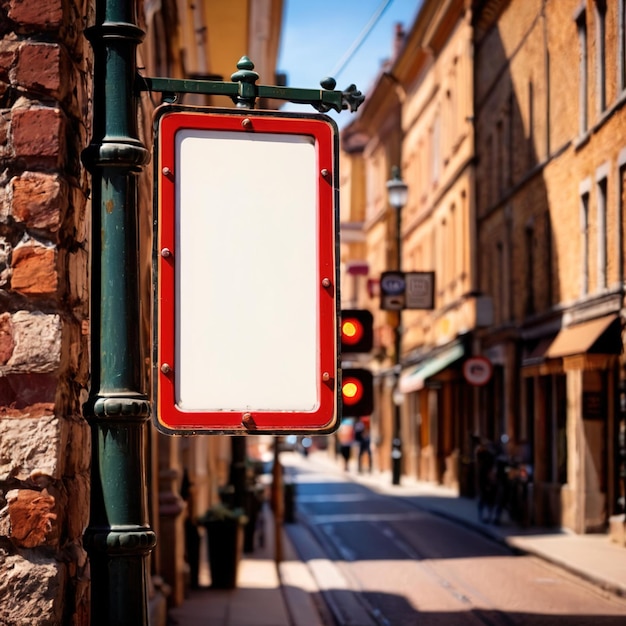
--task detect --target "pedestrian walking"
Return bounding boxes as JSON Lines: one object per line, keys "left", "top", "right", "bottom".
{"left": 475, "top": 436, "right": 496, "bottom": 523}
{"left": 337, "top": 419, "right": 354, "bottom": 471}
{"left": 354, "top": 416, "right": 372, "bottom": 473}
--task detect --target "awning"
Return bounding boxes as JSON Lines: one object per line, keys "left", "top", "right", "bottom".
{"left": 544, "top": 314, "right": 620, "bottom": 359}
{"left": 521, "top": 335, "right": 557, "bottom": 367}
{"left": 399, "top": 342, "right": 465, "bottom": 393}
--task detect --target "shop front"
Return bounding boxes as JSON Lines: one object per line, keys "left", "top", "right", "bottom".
{"left": 522, "top": 315, "right": 621, "bottom": 533}
{"left": 398, "top": 340, "right": 468, "bottom": 488}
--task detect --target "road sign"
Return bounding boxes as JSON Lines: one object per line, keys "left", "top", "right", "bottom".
{"left": 405, "top": 271, "right": 435, "bottom": 309}
{"left": 462, "top": 357, "right": 493, "bottom": 386}
{"left": 153, "top": 105, "right": 339, "bottom": 434}
{"left": 380, "top": 270, "right": 435, "bottom": 310}
{"left": 380, "top": 271, "right": 405, "bottom": 310}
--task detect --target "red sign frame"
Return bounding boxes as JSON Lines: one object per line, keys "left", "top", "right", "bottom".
{"left": 153, "top": 106, "right": 339, "bottom": 434}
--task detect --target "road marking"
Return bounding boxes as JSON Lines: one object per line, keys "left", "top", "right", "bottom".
{"left": 309, "top": 511, "right": 428, "bottom": 524}
{"left": 297, "top": 493, "right": 372, "bottom": 503}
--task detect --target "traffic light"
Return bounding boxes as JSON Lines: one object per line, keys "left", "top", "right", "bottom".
{"left": 341, "top": 368, "right": 373, "bottom": 417}
{"left": 341, "top": 309, "right": 373, "bottom": 353}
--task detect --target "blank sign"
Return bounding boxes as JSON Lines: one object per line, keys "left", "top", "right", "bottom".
{"left": 154, "top": 108, "right": 339, "bottom": 434}
{"left": 177, "top": 130, "right": 317, "bottom": 411}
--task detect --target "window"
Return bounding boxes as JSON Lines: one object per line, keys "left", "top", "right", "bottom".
{"left": 440, "top": 217, "right": 447, "bottom": 299}
{"left": 595, "top": 0, "right": 607, "bottom": 113}
{"left": 576, "top": 7, "right": 588, "bottom": 134}
{"left": 528, "top": 80, "right": 535, "bottom": 168}
{"left": 507, "top": 90, "right": 515, "bottom": 185}
{"left": 597, "top": 174, "right": 608, "bottom": 289}
{"left": 432, "top": 115, "right": 441, "bottom": 184}
{"left": 544, "top": 211, "right": 553, "bottom": 307}
{"left": 580, "top": 186, "right": 590, "bottom": 295}
{"left": 619, "top": 0, "right": 626, "bottom": 91}
{"left": 486, "top": 134, "right": 494, "bottom": 206}
{"left": 496, "top": 119, "right": 504, "bottom": 195}
{"left": 449, "top": 204, "right": 456, "bottom": 288}
{"left": 524, "top": 222, "right": 535, "bottom": 315}
{"left": 496, "top": 241, "right": 505, "bottom": 324}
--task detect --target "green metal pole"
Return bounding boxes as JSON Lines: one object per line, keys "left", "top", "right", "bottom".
{"left": 391, "top": 202, "right": 403, "bottom": 485}
{"left": 82, "top": 0, "right": 155, "bottom": 623}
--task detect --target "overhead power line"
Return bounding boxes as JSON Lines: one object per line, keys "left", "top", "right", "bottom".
{"left": 330, "top": 0, "right": 394, "bottom": 79}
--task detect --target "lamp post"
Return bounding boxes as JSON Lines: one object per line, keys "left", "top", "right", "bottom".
{"left": 386, "top": 166, "right": 408, "bottom": 486}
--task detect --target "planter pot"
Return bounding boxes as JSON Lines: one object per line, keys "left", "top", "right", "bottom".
{"left": 200, "top": 509, "right": 247, "bottom": 589}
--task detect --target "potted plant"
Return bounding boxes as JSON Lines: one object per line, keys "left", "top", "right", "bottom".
{"left": 198, "top": 504, "right": 248, "bottom": 589}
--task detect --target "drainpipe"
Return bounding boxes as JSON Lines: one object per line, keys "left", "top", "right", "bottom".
{"left": 82, "top": 0, "right": 156, "bottom": 623}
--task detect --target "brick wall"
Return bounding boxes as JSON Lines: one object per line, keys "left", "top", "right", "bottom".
{"left": 0, "top": 0, "right": 92, "bottom": 623}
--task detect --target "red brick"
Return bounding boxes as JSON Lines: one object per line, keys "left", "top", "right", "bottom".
{"left": 0, "top": 112, "right": 9, "bottom": 148}
{"left": 11, "top": 173, "right": 65, "bottom": 232}
{"left": 0, "top": 46, "right": 18, "bottom": 83}
{"left": 11, "top": 241, "right": 58, "bottom": 296}
{"left": 0, "top": 312, "right": 14, "bottom": 364}
{"left": 0, "top": 373, "right": 57, "bottom": 408}
{"left": 7, "top": 488, "right": 57, "bottom": 548}
{"left": 7, "top": 0, "right": 63, "bottom": 30}
{"left": 11, "top": 106, "right": 66, "bottom": 167}
{"left": 16, "top": 43, "right": 68, "bottom": 99}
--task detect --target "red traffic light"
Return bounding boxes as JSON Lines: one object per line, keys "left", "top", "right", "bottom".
{"left": 340, "top": 309, "right": 373, "bottom": 353}
{"left": 341, "top": 368, "right": 373, "bottom": 417}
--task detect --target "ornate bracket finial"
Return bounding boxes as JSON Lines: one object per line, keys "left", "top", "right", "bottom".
{"left": 341, "top": 84, "right": 366, "bottom": 113}
{"left": 231, "top": 56, "right": 260, "bottom": 109}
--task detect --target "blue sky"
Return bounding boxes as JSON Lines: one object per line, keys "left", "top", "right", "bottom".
{"left": 277, "top": 0, "right": 422, "bottom": 126}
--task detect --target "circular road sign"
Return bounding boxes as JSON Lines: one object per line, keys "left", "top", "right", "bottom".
{"left": 462, "top": 356, "right": 493, "bottom": 386}
{"left": 381, "top": 273, "right": 405, "bottom": 295}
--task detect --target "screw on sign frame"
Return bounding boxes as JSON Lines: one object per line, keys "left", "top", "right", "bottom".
{"left": 153, "top": 106, "right": 340, "bottom": 435}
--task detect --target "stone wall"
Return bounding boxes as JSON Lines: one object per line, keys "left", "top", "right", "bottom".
{"left": 0, "top": 0, "right": 92, "bottom": 623}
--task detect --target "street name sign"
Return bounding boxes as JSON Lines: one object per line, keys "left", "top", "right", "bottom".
{"left": 153, "top": 105, "right": 340, "bottom": 435}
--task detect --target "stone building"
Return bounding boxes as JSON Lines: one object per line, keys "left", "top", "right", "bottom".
{"left": 0, "top": 0, "right": 93, "bottom": 622}
{"left": 0, "top": 0, "right": 284, "bottom": 623}
{"left": 391, "top": 0, "right": 483, "bottom": 490}
{"left": 473, "top": 0, "right": 626, "bottom": 537}
{"left": 339, "top": 21, "right": 405, "bottom": 477}
{"left": 343, "top": 0, "right": 626, "bottom": 541}
{"left": 341, "top": 0, "right": 484, "bottom": 486}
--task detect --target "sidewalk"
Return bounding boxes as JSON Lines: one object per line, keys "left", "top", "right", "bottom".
{"left": 302, "top": 451, "right": 626, "bottom": 599}
{"left": 167, "top": 497, "right": 325, "bottom": 626}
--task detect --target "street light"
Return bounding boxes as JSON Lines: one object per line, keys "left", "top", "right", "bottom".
{"left": 386, "top": 166, "right": 408, "bottom": 486}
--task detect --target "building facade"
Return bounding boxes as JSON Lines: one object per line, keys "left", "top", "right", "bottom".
{"left": 392, "top": 0, "right": 481, "bottom": 490}
{"left": 343, "top": 0, "right": 626, "bottom": 540}
{"left": 343, "top": 0, "right": 483, "bottom": 487}
{"left": 473, "top": 0, "right": 626, "bottom": 537}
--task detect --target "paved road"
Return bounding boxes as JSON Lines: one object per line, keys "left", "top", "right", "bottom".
{"left": 285, "top": 456, "right": 626, "bottom": 626}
